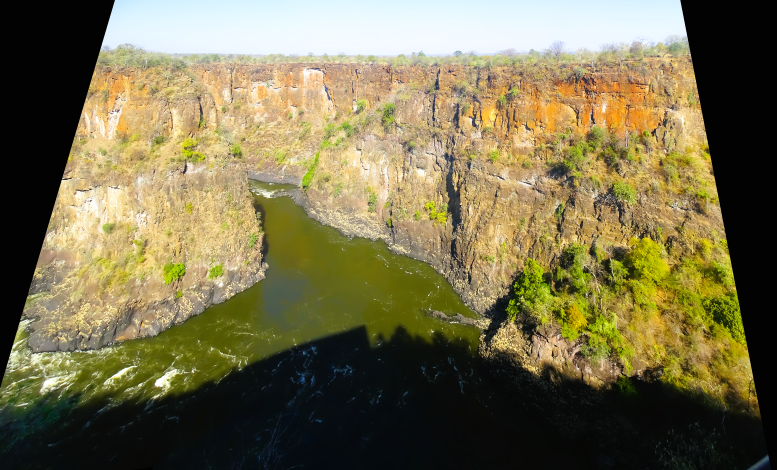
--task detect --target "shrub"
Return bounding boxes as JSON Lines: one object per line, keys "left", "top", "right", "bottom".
{"left": 333, "top": 181, "right": 343, "bottom": 197}
{"left": 616, "top": 376, "right": 637, "bottom": 395}
{"left": 414, "top": 211, "right": 421, "bottom": 220}
{"left": 208, "top": 264, "right": 224, "bottom": 279}
{"left": 386, "top": 218, "right": 392, "bottom": 227}
{"left": 182, "top": 138, "right": 205, "bottom": 162}
{"left": 323, "top": 123, "right": 336, "bottom": 140}
{"left": 627, "top": 237, "right": 669, "bottom": 285}
{"left": 381, "top": 103, "right": 396, "bottom": 130}
{"left": 663, "top": 163, "right": 679, "bottom": 183}
{"left": 498, "top": 95, "right": 507, "bottom": 107}
{"left": 301, "top": 152, "right": 320, "bottom": 191}
{"left": 298, "top": 121, "right": 311, "bottom": 139}
{"left": 605, "top": 258, "right": 629, "bottom": 286}
{"left": 102, "top": 222, "right": 116, "bottom": 234}
{"left": 367, "top": 190, "right": 378, "bottom": 212}
{"left": 483, "top": 126, "right": 493, "bottom": 134}
{"left": 588, "top": 125, "right": 605, "bottom": 147}
{"left": 488, "top": 149, "right": 499, "bottom": 162}
{"left": 554, "top": 203, "right": 565, "bottom": 220}
{"left": 229, "top": 144, "right": 243, "bottom": 157}
{"left": 704, "top": 294, "right": 745, "bottom": 343}
{"left": 612, "top": 181, "right": 637, "bottom": 205}
{"left": 163, "top": 263, "right": 186, "bottom": 284}
{"left": 185, "top": 203, "right": 193, "bottom": 214}
{"left": 248, "top": 233, "right": 259, "bottom": 248}
{"left": 339, "top": 121, "right": 354, "bottom": 137}
{"left": 563, "top": 303, "right": 588, "bottom": 332}
{"left": 559, "top": 243, "right": 589, "bottom": 291}
{"left": 356, "top": 99, "right": 367, "bottom": 114}
{"left": 176, "top": 290, "right": 183, "bottom": 299}
{"left": 506, "top": 258, "right": 554, "bottom": 323}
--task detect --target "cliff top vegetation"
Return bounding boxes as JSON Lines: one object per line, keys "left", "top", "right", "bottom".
{"left": 95, "top": 37, "right": 690, "bottom": 70}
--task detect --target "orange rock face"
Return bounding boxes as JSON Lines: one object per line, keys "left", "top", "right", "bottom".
{"left": 80, "top": 58, "right": 703, "bottom": 151}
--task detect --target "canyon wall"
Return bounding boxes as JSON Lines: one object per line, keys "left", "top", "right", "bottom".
{"left": 31, "top": 57, "right": 716, "bottom": 358}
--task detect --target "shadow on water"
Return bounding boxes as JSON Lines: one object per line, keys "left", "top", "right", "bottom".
{"left": 1, "top": 324, "right": 768, "bottom": 470}
{"left": 2, "top": 325, "right": 591, "bottom": 470}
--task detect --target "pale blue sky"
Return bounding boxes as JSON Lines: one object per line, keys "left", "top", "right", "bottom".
{"left": 102, "top": 0, "right": 688, "bottom": 55}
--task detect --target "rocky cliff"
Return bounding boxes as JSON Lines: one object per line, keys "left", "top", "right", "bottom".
{"left": 28, "top": 58, "right": 742, "bottom": 401}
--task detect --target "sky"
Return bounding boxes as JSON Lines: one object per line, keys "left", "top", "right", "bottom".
{"left": 102, "top": 0, "right": 688, "bottom": 56}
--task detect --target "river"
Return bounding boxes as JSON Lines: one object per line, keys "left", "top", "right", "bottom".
{"left": 1, "top": 180, "right": 595, "bottom": 469}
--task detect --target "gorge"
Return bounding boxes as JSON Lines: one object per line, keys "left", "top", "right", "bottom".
{"left": 4, "top": 55, "right": 768, "bottom": 468}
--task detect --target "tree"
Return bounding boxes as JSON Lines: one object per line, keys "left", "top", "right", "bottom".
{"left": 506, "top": 258, "right": 554, "bottom": 323}
{"left": 549, "top": 41, "right": 565, "bottom": 57}
{"left": 629, "top": 41, "right": 643, "bottom": 58}
{"left": 498, "top": 48, "right": 516, "bottom": 57}
{"left": 453, "top": 51, "right": 463, "bottom": 56}
{"left": 704, "top": 294, "right": 745, "bottom": 343}
{"left": 626, "top": 237, "right": 669, "bottom": 285}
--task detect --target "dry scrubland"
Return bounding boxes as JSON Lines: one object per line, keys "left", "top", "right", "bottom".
{"left": 25, "top": 40, "right": 758, "bottom": 420}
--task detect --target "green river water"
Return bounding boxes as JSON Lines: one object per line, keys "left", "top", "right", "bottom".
{"left": 1, "top": 181, "right": 599, "bottom": 469}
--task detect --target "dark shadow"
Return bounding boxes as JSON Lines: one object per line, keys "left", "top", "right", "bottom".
{"left": 252, "top": 201, "right": 269, "bottom": 258}
{"left": 2, "top": 324, "right": 767, "bottom": 470}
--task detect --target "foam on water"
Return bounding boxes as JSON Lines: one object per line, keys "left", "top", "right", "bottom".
{"left": 154, "top": 369, "right": 181, "bottom": 390}
{"left": 40, "top": 373, "right": 77, "bottom": 395}
{"left": 104, "top": 366, "right": 138, "bottom": 386}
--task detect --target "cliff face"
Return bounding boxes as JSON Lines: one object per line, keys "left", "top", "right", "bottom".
{"left": 36, "top": 58, "right": 713, "bottom": 358}
{"left": 27, "top": 98, "right": 268, "bottom": 352}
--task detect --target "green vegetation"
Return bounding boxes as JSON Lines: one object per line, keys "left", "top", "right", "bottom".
{"left": 302, "top": 152, "right": 320, "bottom": 191}
{"left": 612, "top": 181, "right": 637, "bottom": 205}
{"left": 502, "top": 230, "right": 747, "bottom": 409}
{"left": 367, "top": 189, "right": 378, "bottom": 212}
{"left": 208, "top": 264, "right": 223, "bottom": 279}
{"left": 704, "top": 294, "right": 745, "bottom": 343}
{"left": 506, "top": 258, "right": 554, "bottom": 324}
{"left": 488, "top": 149, "right": 499, "bottom": 162}
{"left": 102, "top": 223, "right": 116, "bottom": 234}
{"left": 554, "top": 203, "right": 565, "bottom": 220}
{"left": 381, "top": 103, "right": 396, "bottom": 130}
{"left": 229, "top": 144, "right": 243, "bottom": 157}
{"left": 96, "top": 38, "right": 690, "bottom": 70}
{"left": 163, "top": 263, "right": 186, "bottom": 284}
{"left": 182, "top": 138, "right": 205, "bottom": 162}
{"left": 248, "top": 233, "right": 259, "bottom": 248}
{"left": 298, "top": 121, "right": 311, "bottom": 139}
{"left": 356, "top": 99, "right": 367, "bottom": 114}
{"left": 333, "top": 181, "right": 343, "bottom": 197}
{"left": 185, "top": 203, "right": 193, "bottom": 214}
